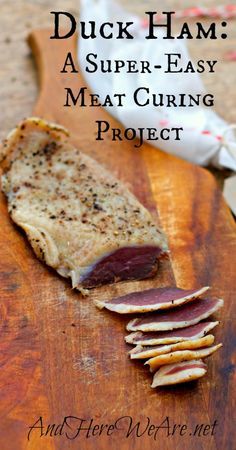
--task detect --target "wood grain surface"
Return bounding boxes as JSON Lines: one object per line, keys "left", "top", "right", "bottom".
{"left": 0, "top": 26, "right": 235, "bottom": 450}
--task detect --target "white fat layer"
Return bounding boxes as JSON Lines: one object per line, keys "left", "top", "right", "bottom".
{"left": 3, "top": 117, "right": 168, "bottom": 293}
{"left": 129, "top": 335, "right": 215, "bottom": 359}
{"left": 146, "top": 344, "right": 222, "bottom": 372}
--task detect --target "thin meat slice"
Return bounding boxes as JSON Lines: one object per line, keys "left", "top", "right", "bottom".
{"left": 129, "top": 334, "right": 215, "bottom": 359}
{"left": 151, "top": 360, "right": 207, "bottom": 387}
{"left": 126, "top": 298, "right": 223, "bottom": 332}
{"left": 1, "top": 118, "right": 168, "bottom": 293}
{"left": 125, "top": 322, "right": 219, "bottom": 345}
{"left": 95, "top": 286, "right": 209, "bottom": 314}
{"left": 145, "top": 344, "right": 222, "bottom": 372}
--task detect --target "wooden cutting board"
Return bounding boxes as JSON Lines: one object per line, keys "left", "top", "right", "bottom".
{"left": 0, "top": 29, "right": 235, "bottom": 450}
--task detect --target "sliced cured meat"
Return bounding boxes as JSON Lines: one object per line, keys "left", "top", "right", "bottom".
{"left": 95, "top": 286, "right": 209, "bottom": 314}
{"left": 0, "top": 118, "right": 168, "bottom": 292}
{"left": 151, "top": 360, "right": 207, "bottom": 387}
{"left": 126, "top": 298, "right": 223, "bottom": 332}
{"left": 125, "top": 322, "right": 219, "bottom": 345}
{"left": 129, "top": 334, "right": 215, "bottom": 359}
{"left": 145, "top": 344, "right": 222, "bottom": 372}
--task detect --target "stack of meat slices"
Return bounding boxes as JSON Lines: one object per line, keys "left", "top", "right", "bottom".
{"left": 95, "top": 287, "right": 223, "bottom": 388}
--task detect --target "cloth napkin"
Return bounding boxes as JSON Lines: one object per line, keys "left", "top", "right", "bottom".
{"left": 78, "top": 0, "right": 236, "bottom": 170}
{"left": 78, "top": 0, "right": 236, "bottom": 212}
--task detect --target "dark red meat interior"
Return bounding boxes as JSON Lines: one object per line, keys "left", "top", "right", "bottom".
{"left": 165, "top": 362, "right": 207, "bottom": 376}
{"left": 134, "top": 322, "right": 214, "bottom": 342}
{"left": 134, "top": 298, "right": 219, "bottom": 326}
{"left": 107, "top": 287, "right": 201, "bottom": 306}
{"left": 81, "top": 245, "right": 163, "bottom": 288}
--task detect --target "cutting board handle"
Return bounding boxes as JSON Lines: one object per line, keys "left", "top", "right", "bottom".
{"left": 28, "top": 29, "right": 78, "bottom": 118}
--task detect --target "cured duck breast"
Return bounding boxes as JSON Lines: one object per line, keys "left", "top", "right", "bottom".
{"left": 129, "top": 334, "right": 215, "bottom": 359}
{"left": 0, "top": 118, "right": 168, "bottom": 292}
{"left": 125, "top": 322, "right": 219, "bottom": 345}
{"left": 95, "top": 286, "right": 209, "bottom": 313}
{"left": 127, "top": 298, "right": 223, "bottom": 332}
{"left": 145, "top": 344, "right": 222, "bottom": 372}
{"left": 151, "top": 360, "right": 207, "bottom": 387}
